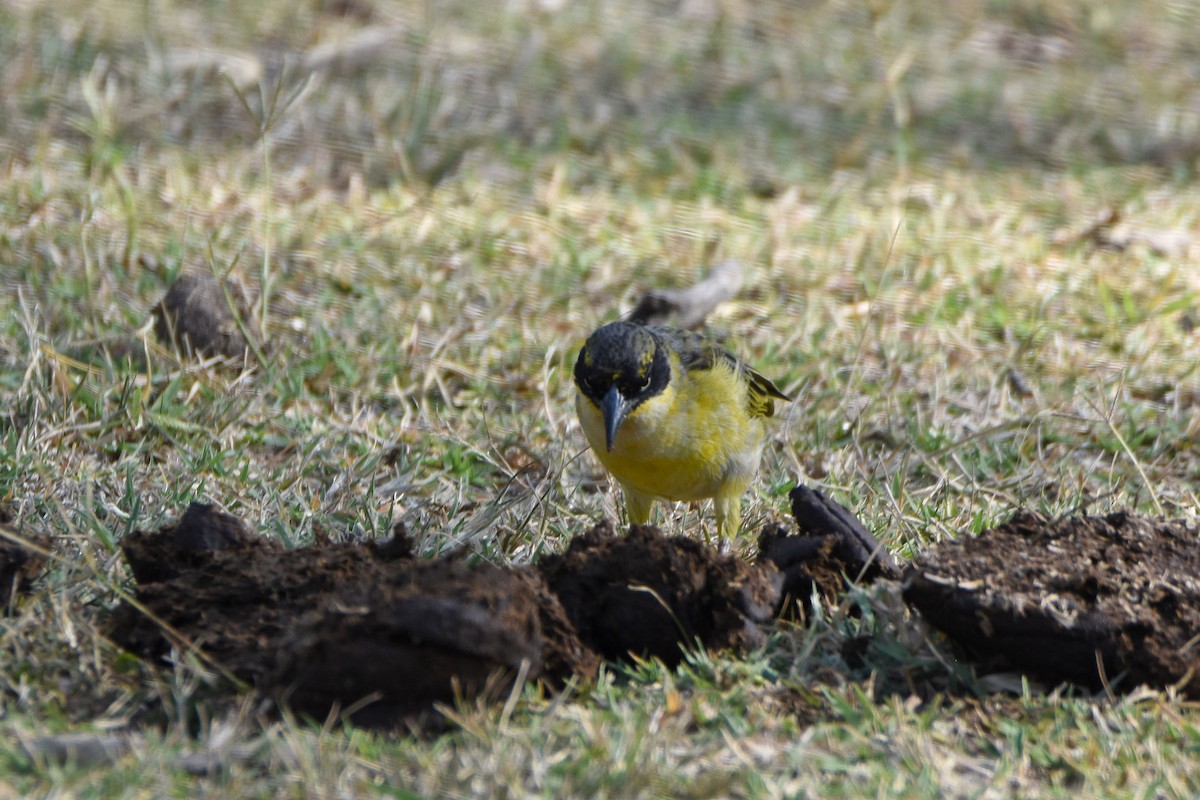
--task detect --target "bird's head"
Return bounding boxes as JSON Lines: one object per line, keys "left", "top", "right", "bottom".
{"left": 574, "top": 322, "right": 670, "bottom": 451}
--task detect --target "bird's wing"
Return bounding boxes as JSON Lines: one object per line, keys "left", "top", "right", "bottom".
{"left": 742, "top": 364, "right": 792, "bottom": 418}
{"left": 658, "top": 327, "right": 792, "bottom": 418}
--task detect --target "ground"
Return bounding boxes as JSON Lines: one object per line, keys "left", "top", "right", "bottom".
{"left": 3, "top": 0, "right": 1200, "bottom": 796}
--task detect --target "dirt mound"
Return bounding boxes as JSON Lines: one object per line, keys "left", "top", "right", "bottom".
{"left": 110, "top": 493, "right": 903, "bottom": 726}
{"left": 112, "top": 500, "right": 879, "bottom": 726}
{"left": 904, "top": 510, "right": 1200, "bottom": 695}
{"left": 153, "top": 273, "right": 253, "bottom": 360}
{"left": 269, "top": 558, "right": 548, "bottom": 727}
{"left": 111, "top": 503, "right": 596, "bottom": 726}
{"left": 109, "top": 494, "right": 1200, "bottom": 725}
{"left": 268, "top": 564, "right": 603, "bottom": 727}
{"left": 537, "top": 522, "right": 782, "bottom": 665}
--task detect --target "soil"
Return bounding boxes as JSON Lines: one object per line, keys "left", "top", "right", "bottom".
{"left": 108, "top": 493, "right": 1200, "bottom": 728}
{"left": 0, "top": 524, "right": 47, "bottom": 609}
{"left": 111, "top": 504, "right": 595, "bottom": 727}
{"left": 537, "top": 521, "right": 781, "bottom": 665}
{"left": 268, "top": 558, "right": 549, "bottom": 727}
{"left": 759, "top": 486, "right": 898, "bottom": 617}
{"left": 153, "top": 273, "right": 252, "bottom": 360}
{"left": 110, "top": 502, "right": 878, "bottom": 726}
{"left": 904, "top": 509, "right": 1200, "bottom": 696}
{"left": 112, "top": 506, "right": 795, "bottom": 727}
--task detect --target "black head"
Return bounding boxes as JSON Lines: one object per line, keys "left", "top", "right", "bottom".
{"left": 574, "top": 322, "right": 670, "bottom": 450}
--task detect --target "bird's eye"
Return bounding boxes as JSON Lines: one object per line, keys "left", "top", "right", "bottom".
{"left": 620, "top": 372, "right": 650, "bottom": 396}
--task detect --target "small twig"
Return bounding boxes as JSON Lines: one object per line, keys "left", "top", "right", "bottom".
{"left": 628, "top": 259, "right": 744, "bottom": 329}
{"left": 19, "top": 730, "right": 258, "bottom": 774}
{"left": 19, "top": 732, "right": 133, "bottom": 767}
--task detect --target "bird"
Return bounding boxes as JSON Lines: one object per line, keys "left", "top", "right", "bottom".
{"left": 574, "top": 320, "right": 791, "bottom": 541}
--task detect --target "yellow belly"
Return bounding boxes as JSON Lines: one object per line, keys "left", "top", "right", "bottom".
{"left": 576, "top": 367, "right": 765, "bottom": 503}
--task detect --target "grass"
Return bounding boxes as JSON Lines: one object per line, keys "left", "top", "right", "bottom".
{"left": 3, "top": 0, "right": 1200, "bottom": 795}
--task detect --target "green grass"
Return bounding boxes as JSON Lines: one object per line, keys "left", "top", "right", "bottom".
{"left": 4, "top": 0, "right": 1200, "bottom": 795}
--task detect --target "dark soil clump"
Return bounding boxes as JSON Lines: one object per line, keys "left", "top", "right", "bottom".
{"left": 99, "top": 493, "right": 1200, "bottom": 725}
{"left": 759, "top": 486, "right": 898, "bottom": 617}
{"left": 153, "top": 273, "right": 253, "bottom": 360}
{"left": 514, "top": 568, "right": 604, "bottom": 683}
{"left": 111, "top": 502, "right": 595, "bottom": 726}
{"left": 904, "top": 510, "right": 1200, "bottom": 696}
{"left": 537, "top": 521, "right": 782, "bottom": 665}
{"left": 120, "top": 503, "right": 268, "bottom": 586}
{"left": 109, "top": 492, "right": 905, "bottom": 727}
{"left": 0, "top": 524, "right": 47, "bottom": 609}
{"left": 269, "top": 559, "right": 548, "bottom": 726}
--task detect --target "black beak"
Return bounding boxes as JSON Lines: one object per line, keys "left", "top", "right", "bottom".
{"left": 600, "top": 384, "right": 631, "bottom": 452}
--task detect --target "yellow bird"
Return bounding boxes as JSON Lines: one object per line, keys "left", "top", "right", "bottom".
{"left": 574, "top": 321, "right": 791, "bottom": 540}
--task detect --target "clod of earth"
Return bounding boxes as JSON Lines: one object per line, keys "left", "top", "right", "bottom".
{"left": 105, "top": 495, "right": 1200, "bottom": 728}
{"left": 105, "top": 493, "right": 897, "bottom": 727}
{"left": 153, "top": 272, "right": 253, "bottom": 360}
{"left": 904, "top": 510, "right": 1200, "bottom": 696}
{"left": 537, "top": 521, "right": 781, "bottom": 665}
{"left": 761, "top": 486, "right": 898, "bottom": 618}
{"left": 269, "top": 559, "right": 549, "bottom": 727}
{"left": 0, "top": 524, "right": 47, "bottom": 610}
{"left": 111, "top": 503, "right": 593, "bottom": 727}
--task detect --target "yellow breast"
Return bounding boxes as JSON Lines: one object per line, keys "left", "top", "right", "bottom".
{"left": 576, "top": 360, "right": 765, "bottom": 502}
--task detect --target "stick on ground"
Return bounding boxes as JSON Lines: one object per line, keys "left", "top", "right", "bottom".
{"left": 629, "top": 259, "right": 744, "bottom": 329}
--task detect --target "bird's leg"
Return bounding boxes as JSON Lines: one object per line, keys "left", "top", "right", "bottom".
{"left": 621, "top": 485, "right": 655, "bottom": 530}
{"left": 713, "top": 495, "right": 742, "bottom": 544}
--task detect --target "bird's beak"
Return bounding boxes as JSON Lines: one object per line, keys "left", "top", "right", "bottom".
{"left": 600, "top": 384, "right": 631, "bottom": 452}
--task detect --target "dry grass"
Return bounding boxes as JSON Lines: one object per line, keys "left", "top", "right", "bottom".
{"left": 3, "top": 0, "right": 1200, "bottom": 796}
